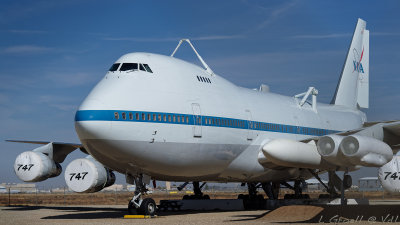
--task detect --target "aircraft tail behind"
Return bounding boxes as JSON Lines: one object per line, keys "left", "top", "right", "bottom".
{"left": 331, "top": 18, "right": 369, "bottom": 109}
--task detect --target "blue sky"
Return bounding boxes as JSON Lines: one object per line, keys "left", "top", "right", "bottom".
{"left": 1, "top": 0, "right": 399, "bottom": 188}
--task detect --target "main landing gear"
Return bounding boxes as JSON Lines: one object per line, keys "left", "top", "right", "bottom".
{"left": 237, "top": 182, "right": 280, "bottom": 210}
{"left": 281, "top": 180, "right": 310, "bottom": 199}
{"left": 182, "top": 181, "right": 210, "bottom": 200}
{"left": 310, "top": 169, "right": 352, "bottom": 206}
{"left": 128, "top": 174, "right": 156, "bottom": 216}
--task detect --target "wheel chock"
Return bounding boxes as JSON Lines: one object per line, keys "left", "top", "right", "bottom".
{"left": 124, "top": 215, "right": 157, "bottom": 219}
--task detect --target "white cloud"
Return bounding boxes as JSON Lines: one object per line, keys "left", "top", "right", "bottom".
{"left": 2, "top": 45, "right": 53, "bottom": 54}
{"left": 255, "top": 0, "right": 297, "bottom": 30}
{"left": 44, "top": 72, "right": 98, "bottom": 87}
{"left": 103, "top": 34, "right": 245, "bottom": 42}
{"left": 372, "top": 32, "right": 400, "bottom": 36}
{"left": 291, "top": 33, "right": 351, "bottom": 39}
{"left": 6, "top": 29, "right": 47, "bottom": 34}
{"left": 291, "top": 32, "right": 400, "bottom": 39}
{"left": 0, "top": 93, "right": 9, "bottom": 104}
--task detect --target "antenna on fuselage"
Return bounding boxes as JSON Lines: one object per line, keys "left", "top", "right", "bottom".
{"left": 171, "top": 39, "right": 214, "bottom": 76}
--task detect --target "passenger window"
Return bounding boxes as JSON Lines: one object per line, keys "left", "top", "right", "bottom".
{"left": 114, "top": 112, "right": 119, "bottom": 120}
{"left": 168, "top": 115, "right": 171, "bottom": 122}
{"left": 129, "top": 112, "right": 133, "bottom": 120}
{"left": 173, "top": 115, "right": 176, "bottom": 122}
{"left": 148, "top": 114, "right": 151, "bottom": 121}
{"left": 177, "top": 116, "right": 180, "bottom": 123}
{"left": 120, "top": 63, "right": 138, "bottom": 71}
{"left": 163, "top": 115, "right": 167, "bottom": 122}
{"left": 205, "top": 118, "right": 208, "bottom": 125}
{"left": 109, "top": 63, "right": 120, "bottom": 72}
{"left": 143, "top": 64, "right": 153, "bottom": 73}
{"left": 142, "top": 113, "right": 145, "bottom": 121}
{"left": 182, "top": 116, "right": 185, "bottom": 123}
{"left": 139, "top": 64, "right": 146, "bottom": 71}
{"left": 186, "top": 116, "right": 189, "bottom": 123}
{"left": 122, "top": 112, "right": 126, "bottom": 120}
{"left": 153, "top": 114, "right": 156, "bottom": 121}
{"left": 158, "top": 114, "right": 162, "bottom": 121}
{"left": 136, "top": 113, "right": 139, "bottom": 120}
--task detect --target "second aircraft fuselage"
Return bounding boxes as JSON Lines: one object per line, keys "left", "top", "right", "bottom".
{"left": 74, "top": 53, "right": 366, "bottom": 182}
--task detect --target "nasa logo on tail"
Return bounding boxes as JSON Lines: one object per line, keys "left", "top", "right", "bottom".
{"left": 352, "top": 47, "right": 364, "bottom": 73}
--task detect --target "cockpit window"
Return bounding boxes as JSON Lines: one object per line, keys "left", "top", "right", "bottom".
{"left": 139, "top": 64, "right": 146, "bottom": 71}
{"left": 143, "top": 64, "right": 153, "bottom": 73}
{"left": 109, "top": 63, "right": 120, "bottom": 71}
{"left": 120, "top": 63, "right": 138, "bottom": 71}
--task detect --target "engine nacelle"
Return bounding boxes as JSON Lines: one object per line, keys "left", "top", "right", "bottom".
{"left": 65, "top": 157, "right": 115, "bottom": 193}
{"left": 14, "top": 151, "right": 62, "bottom": 182}
{"left": 340, "top": 135, "right": 393, "bottom": 167}
{"left": 316, "top": 135, "right": 350, "bottom": 167}
{"left": 378, "top": 156, "right": 400, "bottom": 193}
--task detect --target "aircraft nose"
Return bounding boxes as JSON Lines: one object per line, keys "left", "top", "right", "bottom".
{"left": 74, "top": 98, "right": 112, "bottom": 140}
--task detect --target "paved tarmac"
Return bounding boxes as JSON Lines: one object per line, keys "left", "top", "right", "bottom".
{"left": 1, "top": 200, "right": 399, "bottom": 225}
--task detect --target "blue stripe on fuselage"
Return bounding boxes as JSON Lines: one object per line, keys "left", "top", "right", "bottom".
{"left": 75, "top": 110, "right": 337, "bottom": 136}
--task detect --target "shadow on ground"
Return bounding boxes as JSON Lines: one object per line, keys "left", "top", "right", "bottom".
{"left": 230, "top": 205, "right": 400, "bottom": 223}
{"left": 2, "top": 205, "right": 249, "bottom": 220}
{"left": 3, "top": 204, "right": 400, "bottom": 222}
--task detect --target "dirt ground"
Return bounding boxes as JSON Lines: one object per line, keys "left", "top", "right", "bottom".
{"left": 1, "top": 191, "right": 399, "bottom": 206}
{"left": 1, "top": 191, "right": 399, "bottom": 224}
{"left": 1, "top": 203, "right": 399, "bottom": 225}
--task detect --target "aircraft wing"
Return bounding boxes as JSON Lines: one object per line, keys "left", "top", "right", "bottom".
{"left": 6, "top": 140, "right": 87, "bottom": 163}
{"left": 301, "top": 120, "right": 400, "bottom": 154}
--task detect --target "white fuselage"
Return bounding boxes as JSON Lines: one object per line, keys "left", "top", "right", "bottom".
{"left": 75, "top": 53, "right": 366, "bottom": 182}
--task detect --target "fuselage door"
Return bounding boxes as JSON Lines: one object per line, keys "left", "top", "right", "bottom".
{"left": 192, "top": 103, "right": 202, "bottom": 138}
{"left": 246, "top": 110, "right": 254, "bottom": 141}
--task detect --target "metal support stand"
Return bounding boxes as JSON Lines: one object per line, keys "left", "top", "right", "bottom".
{"left": 309, "top": 169, "right": 330, "bottom": 191}
{"left": 295, "top": 87, "right": 319, "bottom": 112}
{"left": 170, "top": 39, "right": 214, "bottom": 75}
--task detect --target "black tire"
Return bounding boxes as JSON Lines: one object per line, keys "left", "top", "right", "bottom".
{"left": 343, "top": 175, "right": 352, "bottom": 189}
{"left": 318, "top": 194, "right": 330, "bottom": 199}
{"left": 128, "top": 201, "right": 137, "bottom": 215}
{"left": 284, "top": 194, "right": 293, "bottom": 199}
{"left": 203, "top": 195, "right": 210, "bottom": 200}
{"left": 137, "top": 198, "right": 157, "bottom": 216}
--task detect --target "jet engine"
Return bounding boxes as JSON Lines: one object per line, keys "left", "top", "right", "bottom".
{"left": 14, "top": 151, "right": 62, "bottom": 182}
{"left": 316, "top": 134, "right": 349, "bottom": 166}
{"left": 378, "top": 156, "right": 400, "bottom": 193}
{"left": 317, "top": 135, "right": 393, "bottom": 167}
{"left": 340, "top": 135, "right": 393, "bottom": 167}
{"left": 65, "top": 156, "right": 115, "bottom": 193}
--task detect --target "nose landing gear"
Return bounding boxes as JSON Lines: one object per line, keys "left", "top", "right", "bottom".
{"left": 128, "top": 174, "right": 156, "bottom": 216}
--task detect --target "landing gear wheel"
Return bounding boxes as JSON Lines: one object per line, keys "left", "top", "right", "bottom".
{"left": 137, "top": 198, "right": 156, "bottom": 216}
{"left": 343, "top": 174, "right": 352, "bottom": 189}
{"left": 128, "top": 201, "right": 137, "bottom": 215}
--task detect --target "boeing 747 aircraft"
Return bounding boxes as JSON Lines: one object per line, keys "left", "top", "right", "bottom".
{"left": 8, "top": 19, "right": 400, "bottom": 215}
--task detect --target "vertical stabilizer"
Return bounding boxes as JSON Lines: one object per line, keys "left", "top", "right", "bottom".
{"left": 331, "top": 18, "right": 369, "bottom": 109}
